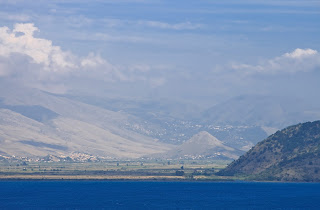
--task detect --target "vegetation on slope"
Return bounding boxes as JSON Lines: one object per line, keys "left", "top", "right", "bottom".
{"left": 217, "top": 120, "right": 320, "bottom": 182}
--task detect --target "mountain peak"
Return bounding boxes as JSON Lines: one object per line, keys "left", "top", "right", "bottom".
{"left": 186, "top": 131, "right": 223, "bottom": 146}
{"left": 153, "top": 131, "right": 242, "bottom": 160}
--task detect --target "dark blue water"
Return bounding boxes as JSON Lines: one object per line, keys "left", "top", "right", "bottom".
{"left": 0, "top": 181, "right": 319, "bottom": 209}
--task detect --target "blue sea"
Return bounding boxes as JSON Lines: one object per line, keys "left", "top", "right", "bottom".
{"left": 0, "top": 181, "right": 319, "bottom": 209}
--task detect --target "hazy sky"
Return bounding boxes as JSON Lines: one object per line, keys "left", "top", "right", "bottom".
{"left": 0, "top": 0, "right": 319, "bottom": 106}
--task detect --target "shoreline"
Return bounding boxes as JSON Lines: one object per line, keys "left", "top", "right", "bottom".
{"left": 0, "top": 175, "right": 235, "bottom": 182}
{"left": 0, "top": 176, "right": 318, "bottom": 183}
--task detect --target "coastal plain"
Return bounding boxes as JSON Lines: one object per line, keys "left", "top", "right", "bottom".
{"left": 0, "top": 160, "right": 235, "bottom": 181}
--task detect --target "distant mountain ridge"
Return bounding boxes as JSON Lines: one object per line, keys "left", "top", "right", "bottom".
{"left": 0, "top": 82, "right": 264, "bottom": 160}
{"left": 1, "top": 80, "right": 319, "bottom": 161}
{"left": 217, "top": 120, "right": 320, "bottom": 182}
{"left": 202, "top": 95, "right": 320, "bottom": 129}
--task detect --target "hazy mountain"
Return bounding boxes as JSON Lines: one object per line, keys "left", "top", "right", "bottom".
{"left": 0, "top": 82, "right": 172, "bottom": 159}
{"left": 153, "top": 131, "right": 243, "bottom": 160}
{"left": 202, "top": 95, "right": 320, "bottom": 129}
{"left": 1, "top": 80, "right": 318, "bottom": 161}
{"left": 0, "top": 81, "right": 265, "bottom": 160}
{"left": 64, "top": 94, "right": 201, "bottom": 121}
{"left": 217, "top": 121, "right": 320, "bottom": 182}
{"left": 61, "top": 94, "right": 269, "bottom": 148}
{"left": 40, "top": 93, "right": 320, "bottom": 151}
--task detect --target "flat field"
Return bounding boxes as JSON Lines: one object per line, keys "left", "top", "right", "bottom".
{"left": 0, "top": 159, "right": 239, "bottom": 181}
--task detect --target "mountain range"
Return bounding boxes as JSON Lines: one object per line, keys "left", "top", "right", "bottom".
{"left": 202, "top": 95, "right": 320, "bottom": 129}
{"left": 1, "top": 80, "right": 320, "bottom": 161}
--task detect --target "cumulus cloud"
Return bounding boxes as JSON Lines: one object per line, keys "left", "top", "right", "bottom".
{"left": 0, "top": 23, "right": 115, "bottom": 92}
{"left": 0, "top": 23, "right": 166, "bottom": 92}
{"left": 0, "top": 23, "right": 77, "bottom": 73}
{"left": 0, "top": 23, "right": 118, "bottom": 77}
{"left": 283, "top": 48, "right": 317, "bottom": 59}
{"left": 231, "top": 48, "right": 320, "bottom": 74}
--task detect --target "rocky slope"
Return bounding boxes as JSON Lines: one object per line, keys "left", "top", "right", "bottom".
{"left": 217, "top": 120, "right": 320, "bottom": 182}
{"left": 153, "top": 131, "right": 243, "bottom": 160}
{"left": 0, "top": 82, "right": 172, "bottom": 159}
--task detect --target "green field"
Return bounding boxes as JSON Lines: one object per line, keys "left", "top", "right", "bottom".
{"left": 0, "top": 159, "right": 239, "bottom": 181}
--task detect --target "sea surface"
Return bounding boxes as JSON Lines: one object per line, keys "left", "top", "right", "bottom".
{"left": 0, "top": 181, "right": 319, "bottom": 209}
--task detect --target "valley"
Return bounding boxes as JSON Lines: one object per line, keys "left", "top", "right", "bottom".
{"left": 1, "top": 82, "right": 320, "bottom": 182}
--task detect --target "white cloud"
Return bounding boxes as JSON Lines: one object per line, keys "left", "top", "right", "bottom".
{"left": 0, "top": 23, "right": 113, "bottom": 93}
{"left": 81, "top": 53, "right": 109, "bottom": 68}
{"left": 231, "top": 48, "right": 320, "bottom": 74}
{"left": 283, "top": 48, "right": 317, "bottom": 59}
{"left": 0, "top": 23, "right": 76, "bottom": 72}
{"left": 0, "top": 23, "right": 167, "bottom": 92}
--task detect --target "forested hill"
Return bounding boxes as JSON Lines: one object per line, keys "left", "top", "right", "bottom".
{"left": 217, "top": 120, "right": 320, "bottom": 182}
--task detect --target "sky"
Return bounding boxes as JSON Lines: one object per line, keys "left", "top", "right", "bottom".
{"left": 0, "top": 0, "right": 319, "bottom": 107}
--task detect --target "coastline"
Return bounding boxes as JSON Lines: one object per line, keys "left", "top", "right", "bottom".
{"left": 0, "top": 176, "right": 318, "bottom": 183}
{"left": 0, "top": 175, "right": 236, "bottom": 182}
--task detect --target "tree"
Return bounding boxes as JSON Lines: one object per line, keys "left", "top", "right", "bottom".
{"left": 176, "top": 170, "right": 185, "bottom": 176}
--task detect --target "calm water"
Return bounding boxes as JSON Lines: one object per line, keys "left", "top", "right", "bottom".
{"left": 0, "top": 181, "right": 319, "bottom": 209}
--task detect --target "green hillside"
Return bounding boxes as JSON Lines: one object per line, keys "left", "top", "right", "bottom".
{"left": 217, "top": 120, "right": 320, "bottom": 182}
